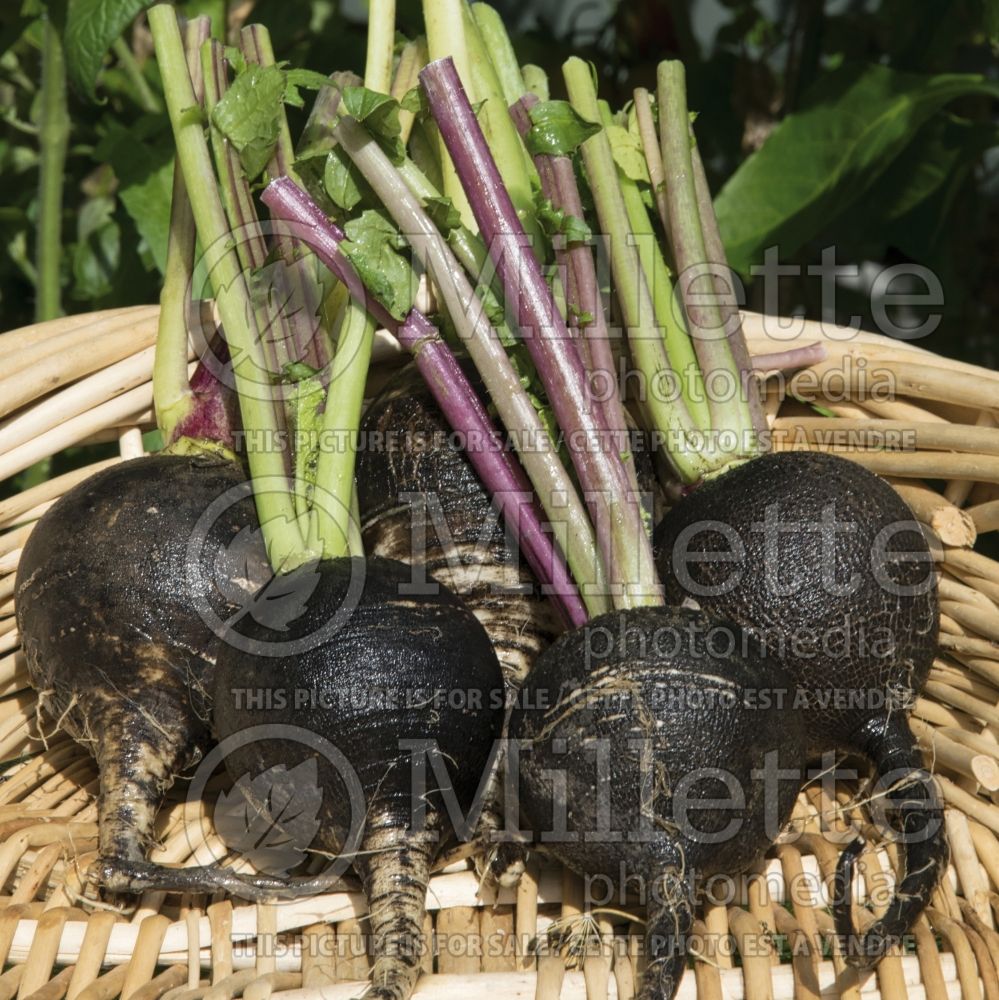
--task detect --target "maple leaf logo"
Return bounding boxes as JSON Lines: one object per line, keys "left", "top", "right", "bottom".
{"left": 214, "top": 758, "right": 322, "bottom": 876}
{"left": 215, "top": 523, "right": 320, "bottom": 632}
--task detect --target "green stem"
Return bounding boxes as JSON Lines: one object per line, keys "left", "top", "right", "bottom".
{"left": 521, "top": 64, "right": 548, "bottom": 100}
{"left": 422, "top": 0, "right": 476, "bottom": 228}
{"left": 112, "top": 37, "right": 162, "bottom": 113}
{"left": 461, "top": 3, "right": 541, "bottom": 248}
{"left": 658, "top": 60, "right": 754, "bottom": 465}
{"left": 153, "top": 18, "right": 211, "bottom": 444}
{"left": 688, "top": 136, "right": 768, "bottom": 443}
{"left": 336, "top": 115, "right": 610, "bottom": 615}
{"left": 240, "top": 26, "right": 327, "bottom": 374}
{"left": 471, "top": 3, "right": 526, "bottom": 104}
{"left": 309, "top": 299, "right": 375, "bottom": 559}
{"left": 35, "top": 15, "right": 68, "bottom": 322}
{"left": 563, "top": 57, "right": 709, "bottom": 485}
{"left": 598, "top": 99, "right": 708, "bottom": 433}
{"left": 149, "top": 3, "right": 307, "bottom": 570}
{"left": 632, "top": 88, "right": 670, "bottom": 250}
{"left": 201, "top": 39, "right": 290, "bottom": 381}
{"left": 364, "top": 0, "right": 396, "bottom": 93}
{"left": 391, "top": 37, "right": 428, "bottom": 145}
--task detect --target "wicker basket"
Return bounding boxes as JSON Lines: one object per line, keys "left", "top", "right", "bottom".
{"left": 1, "top": 305, "right": 998, "bottom": 1000}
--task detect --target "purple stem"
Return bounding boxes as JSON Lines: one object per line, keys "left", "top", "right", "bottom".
{"left": 261, "top": 176, "right": 587, "bottom": 627}
{"left": 421, "top": 57, "right": 660, "bottom": 606}
{"left": 510, "top": 95, "right": 640, "bottom": 498}
{"left": 173, "top": 331, "right": 240, "bottom": 449}
{"left": 752, "top": 342, "right": 828, "bottom": 372}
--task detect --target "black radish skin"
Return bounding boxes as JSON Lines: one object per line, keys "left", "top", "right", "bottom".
{"left": 511, "top": 606, "right": 806, "bottom": 1000}
{"left": 357, "top": 364, "right": 559, "bottom": 689}
{"left": 357, "top": 364, "right": 560, "bottom": 882}
{"left": 212, "top": 556, "right": 504, "bottom": 1000}
{"left": 15, "top": 454, "right": 268, "bottom": 894}
{"left": 653, "top": 451, "right": 943, "bottom": 966}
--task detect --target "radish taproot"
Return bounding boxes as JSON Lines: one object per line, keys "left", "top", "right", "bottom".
{"left": 510, "top": 606, "right": 806, "bottom": 1000}
{"left": 654, "top": 450, "right": 944, "bottom": 965}
{"left": 15, "top": 454, "right": 264, "bottom": 892}
{"left": 211, "top": 555, "right": 504, "bottom": 999}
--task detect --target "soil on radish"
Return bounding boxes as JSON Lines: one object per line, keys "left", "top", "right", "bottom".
{"left": 15, "top": 453, "right": 266, "bottom": 892}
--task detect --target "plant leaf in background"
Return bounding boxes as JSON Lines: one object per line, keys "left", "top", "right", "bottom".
{"left": 714, "top": 64, "right": 999, "bottom": 276}
{"left": 95, "top": 120, "right": 174, "bottom": 274}
{"left": 71, "top": 195, "right": 120, "bottom": 300}
{"left": 847, "top": 112, "right": 999, "bottom": 258}
{"left": 63, "top": 0, "right": 152, "bottom": 100}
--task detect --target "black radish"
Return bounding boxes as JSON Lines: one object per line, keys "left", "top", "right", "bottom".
{"left": 212, "top": 555, "right": 504, "bottom": 1000}
{"left": 357, "top": 364, "right": 560, "bottom": 689}
{"left": 654, "top": 450, "right": 943, "bottom": 965}
{"left": 357, "top": 364, "right": 565, "bottom": 883}
{"left": 511, "top": 606, "right": 806, "bottom": 1000}
{"left": 15, "top": 454, "right": 266, "bottom": 893}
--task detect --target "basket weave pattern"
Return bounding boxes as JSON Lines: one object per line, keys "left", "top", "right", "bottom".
{"left": 1, "top": 307, "right": 998, "bottom": 1000}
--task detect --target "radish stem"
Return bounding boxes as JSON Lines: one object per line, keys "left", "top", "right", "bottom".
{"left": 391, "top": 38, "right": 428, "bottom": 145}
{"left": 459, "top": 4, "right": 540, "bottom": 248}
{"left": 597, "top": 97, "right": 708, "bottom": 433}
{"left": 422, "top": 0, "right": 476, "bottom": 229}
{"left": 632, "top": 88, "right": 671, "bottom": 253}
{"left": 149, "top": 3, "right": 308, "bottom": 570}
{"left": 687, "top": 136, "right": 767, "bottom": 442}
{"left": 562, "top": 57, "right": 709, "bottom": 485}
{"left": 509, "top": 95, "right": 639, "bottom": 498}
{"left": 471, "top": 4, "right": 527, "bottom": 105}
{"left": 309, "top": 299, "right": 375, "bottom": 558}
{"left": 330, "top": 117, "right": 611, "bottom": 613}
{"left": 657, "top": 60, "right": 756, "bottom": 465}
{"left": 421, "top": 57, "right": 660, "bottom": 607}
{"left": 153, "top": 18, "right": 213, "bottom": 448}
{"left": 261, "top": 177, "right": 587, "bottom": 625}
{"left": 363, "top": 0, "right": 396, "bottom": 95}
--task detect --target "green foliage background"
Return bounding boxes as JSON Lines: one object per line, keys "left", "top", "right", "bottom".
{"left": 0, "top": 0, "right": 997, "bottom": 498}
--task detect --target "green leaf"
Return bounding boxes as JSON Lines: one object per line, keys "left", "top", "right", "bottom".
{"left": 424, "top": 195, "right": 461, "bottom": 235}
{"left": 284, "top": 67, "right": 329, "bottom": 108}
{"left": 714, "top": 64, "right": 999, "bottom": 275}
{"left": 323, "top": 147, "right": 364, "bottom": 212}
{"left": 63, "top": 0, "right": 153, "bottom": 101}
{"left": 71, "top": 195, "right": 120, "bottom": 299}
{"left": 536, "top": 196, "right": 591, "bottom": 244}
{"left": 524, "top": 100, "right": 600, "bottom": 156}
{"left": 400, "top": 85, "right": 425, "bottom": 116}
{"left": 341, "top": 210, "right": 413, "bottom": 321}
{"left": 860, "top": 113, "right": 999, "bottom": 227}
{"left": 341, "top": 85, "right": 405, "bottom": 162}
{"left": 211, "top": 63, "right": 286, "bottom": 179}
{"left": 95, "top": 119, "right": 173, "bottom": 274}
{"left": 605, "top": 124, "right": 649, "bottom": 183}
